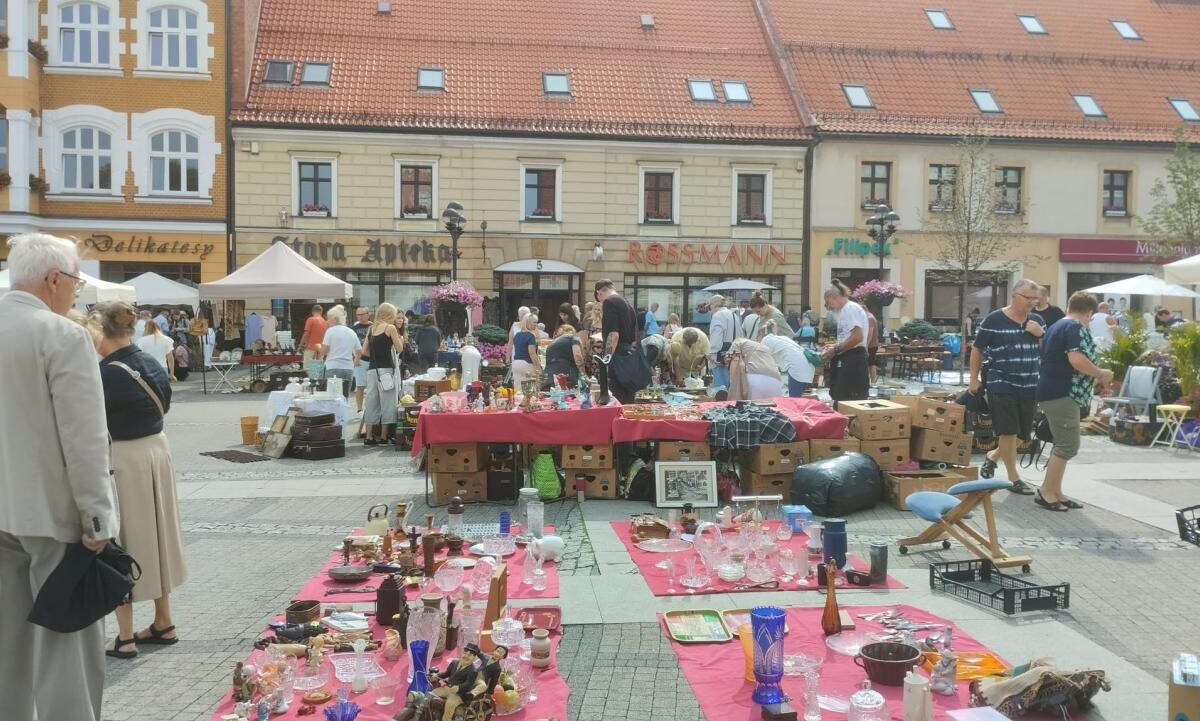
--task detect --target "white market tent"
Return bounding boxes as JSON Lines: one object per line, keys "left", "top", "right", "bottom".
{"left": 199, "top": 242, "right": 352, "bottom": 299}
{"left": 126, "top": 272, "right": 200, "bottom": 309}
{"left": 1084, "top": 274, "right": 1200, "bottom": 298}
{"left": 0, "top": 268, "right": 137, "bottom": 305}
{"left": 1164, "top": 254, "right": 1200, "bottom": 286}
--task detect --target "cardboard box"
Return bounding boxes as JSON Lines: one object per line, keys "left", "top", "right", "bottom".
{"left": 948, "top": 464, "right": 978, "bottom": 481}
{"left": 857, "top": 439, "right": 909, "bottom": 471}
{"left": 743, "top": 471, "right": 792, "bottom": 499}
{"left": 889, "top": 395, "right": 920, "bottom": 422}
{"left": 841, "top": 399, "right": 911, "bottom": 440}
{"left": 414, "top": 379, "right": 452, "bottom": 401}
{"left": 915, "top": 398, "right": 966, "bottom": 433}
{"left": 656, "top": 441, "right": 712, "bottom": 462}
{"left": 565, "top": 468, "right": 620, "bottom": 499}
{"left": 911, "top": 428, "right": 974, "bottom": 466}
{"left": 1169, "top": 671, "right": 1200, "bottom": 721}
{"left": 808, "top": 437, "right": 860, "bottom": 461}
{"left": 428, "top": 443, "right": 486, "bottom": 472}
{"left": 741, "top": 441, "right": 810, "bottom": 474}
{"left": 561, "top": 444, "right": 614, "bottom": 468}
{"left": 884, "top": 470, "right": 965, "bottom": 510}
{"left": 433, "top": 471, "right": 487, "bottom": 504}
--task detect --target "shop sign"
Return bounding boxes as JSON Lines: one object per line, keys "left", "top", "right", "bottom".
{"left": 825, "top": 236, "right": 892, "bottom": 258}
{"left": 1059, "top": 237, "right": 1190, "bottom": 264}
{"left": 83, "top": 234, "right": 216, "bottom": 261}
{"left": 271, "top": 236, "right": 453, "bottom": 266}
{"left": 627, "top": 241, "right": 786, "bottom": 266}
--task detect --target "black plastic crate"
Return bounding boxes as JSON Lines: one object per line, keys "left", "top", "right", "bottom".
{"left": 929, "top": 559, "right": 1070, "bottom": 615}
{"left": 1177, "top": 505, "right": 1200, "bottom": 546}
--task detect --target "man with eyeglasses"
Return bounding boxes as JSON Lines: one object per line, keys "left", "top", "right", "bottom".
{"left": 351, "top": 307, "right": 373, "bottom": 412}
{"left": 969, "top": 279, "right": 1045, "bottom": 493}
{"left": 0, "top": 233, "right": 118, "bottom": 720}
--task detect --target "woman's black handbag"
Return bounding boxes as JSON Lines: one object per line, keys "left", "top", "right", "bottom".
{"left": 28, "top": 540, "right": 142, "bottom": 633}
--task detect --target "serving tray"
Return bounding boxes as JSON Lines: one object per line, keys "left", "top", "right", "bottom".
{"left": 516, "top": 605, "right": 562, "bottom": 632}
{"left": 663, "top": 610, "right": 732, "bottom": 643}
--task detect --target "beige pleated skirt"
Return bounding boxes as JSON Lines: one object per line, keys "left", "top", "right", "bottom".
{"left": 111, "top": 433, "right": 187, "bottom": 603}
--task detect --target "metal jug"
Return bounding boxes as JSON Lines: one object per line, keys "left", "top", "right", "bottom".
{"left": 365, "top": 504, "right": 390, "bottom": 536}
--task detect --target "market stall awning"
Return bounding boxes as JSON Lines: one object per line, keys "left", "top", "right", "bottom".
{"left": 0, "top": 268, "right": 137, "bottom": 304}
{"left": 199, "top": 242, "right": 352, "bottom": 299}
{"left": 1084, "top": 274, "right": 1200, "bottom": 298}
{"left": 126, "top": 272, "right": 200, "bottom": 309}
{"left": 1164, "top": 254, "right": 1200, "bottom": 286}
{"left": 702, "top": 279, "right": 777, "bottom": 292}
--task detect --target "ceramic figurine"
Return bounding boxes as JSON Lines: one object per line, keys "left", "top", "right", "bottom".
{"left": 232, "top": 662, "right": 248, "bottom": 701}
{"left": 528, "top": 535, "right": 565, "bottom": 562}
{"left": 929, "top": 649, "right": 958, "bottom": 696}
{"left": 272, "top": 688, "right": 289, "bottom": 714}
{"left": 234, "top": 701, "right": 252, "bottom": 719}
{"left": 307, "top": 637, "right": 324, "bottom": 669}
{"left": 406, "top": 527, "right": 421, "bottom": 554}
{"left": 255, "top": 698, "right": 270, "bottom": 721}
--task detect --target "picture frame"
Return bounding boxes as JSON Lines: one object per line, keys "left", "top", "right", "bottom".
{"left": 262, "top": 432, "right": 292, "bottom": 459}
{"left": 269, "top": 414, "right": 289, "bottom": 434}
{"left": 281, "top": 408, "right": 301, "bottom": 435}
{"left": 654, "top": 460, "right": 719, "bottom": 508}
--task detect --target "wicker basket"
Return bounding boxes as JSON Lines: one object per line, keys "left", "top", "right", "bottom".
{"left": 286, "top": 599, "right": 321, "bottom": 624}
{"left": 240, "top": 416, "right": 260, "bottom": 445}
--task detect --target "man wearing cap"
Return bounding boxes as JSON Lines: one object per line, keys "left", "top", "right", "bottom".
{"left": 429, "top": 643, "right": 481, "bottom": 721}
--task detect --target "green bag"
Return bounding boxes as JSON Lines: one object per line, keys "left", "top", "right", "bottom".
{"left": 803, "top": 346, "right": 824, "bottom": 368}
{"left": 531, "top": 451, "right": 562, "bottom": 500}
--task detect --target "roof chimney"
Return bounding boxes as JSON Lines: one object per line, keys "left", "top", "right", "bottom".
{"left": 640, "top": 14, "right": 654, "bottom": 28}
{"left": 377, "top": 0, "right": 391, "bottom": 13}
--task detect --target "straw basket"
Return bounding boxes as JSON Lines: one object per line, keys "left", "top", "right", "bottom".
{"left": 240, "top": 416, "right": 260, "bottom": 445}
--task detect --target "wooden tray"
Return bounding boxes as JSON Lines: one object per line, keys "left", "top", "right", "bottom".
{"left": 663, "top": 610, "right": 732, "bottom": 643}
{"left": 516, "top": 605, "right": 562, "bottom": 632}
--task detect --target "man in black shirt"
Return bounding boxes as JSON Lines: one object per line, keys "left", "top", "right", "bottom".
{"left": 1035, "top": 286, "right": 1065, "bottom": 327}
{"left": 595, "top": 279, "right": 647, "bottom": 404}
{"left": 414, "top": 314, "right": 442, "bottom": 373}
{"left": 351, "top": 307, "right": 372, "bottom": 411}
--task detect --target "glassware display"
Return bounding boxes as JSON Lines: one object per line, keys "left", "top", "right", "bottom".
{"left": 433, "top": 562, "right": 464, "bottom": 594}
{"left": 692, "top": 522, "right": 725, "bottom": 567}
{"left": 370, "top": 673, "right": 401, "bottom": 705}
{"left": 483, "top": 534, "right": 516, "bottom": 557}
{"left": 531, "top": 555, "right": 547, "bottom": 591}
{"left": 350, "top": 639, "right": 369, "bottom": 693}
{"left": 525, "top": 500, "right": 546, "bottom": 539}
{"left": 470, "top": 556, "right": 497, "bottom": 596}
{"left": 779, "top": 549, "right": 800, "bottom": 582}
{"left": 745, "top": 551, "right": 776, "bottom": 585}
{"left": 655, "top": 557, "right": 676, "bottom": 593}
{"left": 492, "top": 616, "right": 526, "bottom": 650}
{"left": 405, "top": 606, "right": 440, "bottom": 683}
{"left": 458, "top": 606, "right": 485, "bottom": 647}
{"left": 679, "top": 555, "right": 711, "bottom": 590}
{"left": 803, "top": 670, "right": 822, "bottom": 721}
{"left": 775, "top": 521, "right": 794, "bottom": 542}
{"left": 806, "top": 522, "right": 825, "bottom": 571}
{"left": 406, "top": 639, "right": 433, "bottom": 695}
{"left": 848, "top": 680, "right": 888, "bottom": 721}
{"left": 750, "top": 606, "right": 787, "bottom": 705}
{"left": 820, "top": 560, "right": 842, "bottom": 636}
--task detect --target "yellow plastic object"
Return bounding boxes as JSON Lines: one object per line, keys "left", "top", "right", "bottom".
{"left": 739, "top": 624, "right": 755, "bottom": 682}
{"left": 921, "top": 651, "right": 1009, "bottom": 680}
{"left": 400, "top": 394, "right": 416, "bottom": 404}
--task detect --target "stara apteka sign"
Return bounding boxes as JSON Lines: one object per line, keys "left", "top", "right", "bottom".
{"left": 627, "top": 240, "right": 787, "bottom": 266}
{"left": 270, "top": 235, "right": 453, "bottom": 266}
{"left": 83, "top": 233, "right": 217, "bottom": 261}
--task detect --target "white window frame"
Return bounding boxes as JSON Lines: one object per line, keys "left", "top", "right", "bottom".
{"left": 1169, "top": 98, "right": 1199, "bottom": 122}
{"left": 1072, "top": 94, "right": 1105, "bottom": 118}
{"left": 843, "top": 84, "right": 874, "bottom": 109}
{"left": 40, "top": 105, "right": 128, "bottom": 200}
{"left": 970, "top": 89, "right": 1002, "bottom": 114}
{"left": 687, "top": 79, "right": 716, "bottom": 102}
{"left": 1111, "top": 19, "right": 1140, "bottom": 40}
{"left": 0, "top": 118, "right": 7, "bottom": 173}
{"left": 131, "top": 108, "right": 218, "bottom": 201}
{"left": 542, "top": 72, "right": 570, "bottom": 95}
{"left": 925, "top": 9, "right": 953, "bottom": 29}
{"left": 301, "top": 62, "right": 331, "bottom": 85}
{"left": 290, "top": 154, "right": 338, "bottom": 216}
{"left": 722, "top": 80, "right": 750, "bottom": 103}
{"left": 417, "top": 67, "right": 444, "bottom": 90}
{"left": 638, "top": 164, "right": 681, "bottom": 225}
{"left": 393, "top": 157, "right": 439, "bottom": 219}
{"left": 519, "top": 162, "right": 563, "bottom": 221}
{"left": 729, "top": 166, "right": 773, "bottom": 226}
{"left": 1016, "top": 14, "right": 1046, "bottom": 34}
{"left": 45, "top": 0, "right": 121, "bottom": 72}
{"left": 133, "top": 0, "right": 214, "bottom": 77}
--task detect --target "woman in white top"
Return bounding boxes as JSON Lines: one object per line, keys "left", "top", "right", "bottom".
{"left": 663, "top": 312, "right": 682, "bottom": 340}
{"left": 820, "top": 280, "right": 870, "bottom": 405}
{"left": 137, "top": 317, "right": 176, "bottom": 381}
{"left": 727, "top": 337, "right": 783, "bottom": 400}
{"left": 761, "top": 333, "right": 815, "bottom": 397}
{"left": 318, "top": 305, "right": 361, "bottom": 399}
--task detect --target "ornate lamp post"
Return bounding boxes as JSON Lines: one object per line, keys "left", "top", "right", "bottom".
{"left": 441, "top": 202, "right": 466, "bottom": 281}
{"left": 865, "top": 204, "right": 901, "bottom": 341}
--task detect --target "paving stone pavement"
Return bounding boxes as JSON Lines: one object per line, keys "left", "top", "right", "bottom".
{"left": 95, "top": 386, "right": 1198, "bottom": 720}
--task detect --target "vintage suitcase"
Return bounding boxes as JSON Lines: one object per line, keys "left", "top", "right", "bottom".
{"left": 1109, "top": 417, "right": 1162, "bottom": 446}
{"left": 294, "top": 412, "right": 336, "bottom": 427}
{"left": 292, "top": 423, "right": 343, "bottom": 441}
{"left": 290, "top": 439, "right": 346, "bottom": 460}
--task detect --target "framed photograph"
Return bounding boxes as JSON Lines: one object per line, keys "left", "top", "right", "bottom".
{"left": 281, "top": 408, "right": 301, "bottom": 435}
{"left": 654, "top": 461, "right": 719, "bottom": 508}
{"left": 262, "top": 432, "right": 292, "bottom": 459}
{"left": 269, "top": 414, "right": 289, "bottom": 434}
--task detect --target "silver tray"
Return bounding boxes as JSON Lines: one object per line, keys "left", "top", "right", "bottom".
{"left": 636, "top": 538, "right": 692, "bottom": 553}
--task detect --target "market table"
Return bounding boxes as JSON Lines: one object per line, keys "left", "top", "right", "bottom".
{"left": 610, "top": 396, "right": 848, "bottom": 443}
{"left": 240, "top": 353, "right": 304, "bottom": 393}
{"left": 411, "top": 393, "right": 622, "bottom": 455}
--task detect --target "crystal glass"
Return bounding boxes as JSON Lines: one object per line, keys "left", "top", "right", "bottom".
{"left": 745, "top": 553, "right": 776, "bottom": 585}
{"left": 405, "top": 607, "right": 440, "bottom": 683}
{"left": 492, "top": 616, "right": 526, "bottom": 650}
{"left": 458, "top": 607, "right": 485, "bottom": 647}
{"left": 778, "top": 549, "right": 800, "bottom": 581}
{"left": 679, "top": 555, "right": 711, "bottom": 589}
{"left": 483, "top": 534, "right": 516, "bottom": 557}
{"left": 433, "top": 562, "right": 464, "bottom": 594}
{"left": 531, "top": 555, "right": 547, "bottom": 591}
{"left": 848, "top": 680, "right": 888, "bottom": 721}
{"left": 526, "top": 500, "right": 545, "bottom": 539}
{"left": 751, "top": 606, "right": 787, "bottom": 705}
{"left": 775, "top": 521, "right": 794, "bottom": 542}
{"left": 655, "top": 557, "right": 676, "bottom": 593}
{"left": 370, "top": 674, "right": 401, "bottom": 705}
{"left": 406, "top": 639, "right": 433, "bottom": 695}
{"left": 693, "top": 521, "right": 725, "bottom": 566}
{"left": 470, "top": 556, "right": 497, "bottom": 596}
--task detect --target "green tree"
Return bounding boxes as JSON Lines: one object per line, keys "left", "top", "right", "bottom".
{"left": 1140, "top": 128, "right": 1200, "bottom": 255}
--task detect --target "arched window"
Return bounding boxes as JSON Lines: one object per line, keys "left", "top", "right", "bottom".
{"left": 149, "top": 129, "right": 200, "bottom": 194}
{"left": 59, "top": 2, "right": 112, "bottom": 66}
{"left": 61, "top": 127, "right": 112, "bottom": 191}
{"left": 148, "top": 6, "right": 200, "bottom": 70}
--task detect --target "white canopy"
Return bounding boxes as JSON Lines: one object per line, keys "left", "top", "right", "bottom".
{"left": 1084, "top": 274, "right": 1200, "bottom": 298}
{"left": 702, "top": 279, "right": 778, "bottom": 292}
{"left": 0, "top": 268, "right": 137, "bottom": 304}
{"left": 1164, "top": 254, "right": 1200, "bottom": 286}
{"left": 199, "top": 242, "right": 352, "bottom": 299}
{"left": 126, "top": 272, "right": 199, "bottom": 309}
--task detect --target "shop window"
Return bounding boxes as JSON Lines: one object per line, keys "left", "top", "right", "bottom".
{"left": 399, "top": 164, "right": 434, "bottom": 217}
{"left": 61, "top": 127, "right": 113, "bottom": 192}
{"left": 928, "top": 164, "right": 956, "bottom": 212}
{"left": 294, "top": 159, "right": 335, "bottom": 216}
{"left": 147, "top": 6, "right": 200, "bottom": 70}
{"left": 58, "top": 2, "right": 114, "bottom": 66}
{"left": 149, "top": 130, "right": 200, "bottom": 195}
{"left": 1102, "top": 170, "right": 1129, "bottom": 217}
{"left": 925, "top": 270, "right": 1008, "bottom": 326}
{"left": 643, "top": 171, "right": 675, "bottom": 222}
{"left": 331, "top": 270, "right": 450, "bottom": 315}
{"left": 523, "top": 168, "right": 557, "bottom": 219}
{"left": 100, "top": 262, "right": 200, "bottom": 283}
{"left": 736, "top": 173, "right": 766, "bottom": 224}
{"left": 626, "top": 273, "right": 784, "bottom": 327}
{"left": 994, "top": 167, "right": 1022, "bottom": 214}
{"left": 832, "top": 268, "right": 881, "bottom": 294}
{"left": 860, "top": 161, "right": 891, "bottom": 209}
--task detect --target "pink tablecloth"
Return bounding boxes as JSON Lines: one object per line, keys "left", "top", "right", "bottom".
{"left": 610, "top": 396, "right": 849, "bottom": 442}
{"left": 411, "top": 393, "right": 622, "bottom": 455}
{"left": 611, "top": 521, "right": 905, "bottom": 596}
{"left": 666, "top": 603, "right": 1085, "bottom": 721}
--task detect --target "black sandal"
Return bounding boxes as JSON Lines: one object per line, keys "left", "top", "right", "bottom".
{"left": 135, "top": 624, "right": 179, "bottom": 645}
{"left": 1034, "top": 492, "right": 1069, "bottom": 512}
{"left": 980, "top": 457, "right": 997, "bottom": 479}
{"left": 1061, "top": 498, "right": 1084, "bottom": 510}
{"left": 106, "top": 637, "right": 137, "bottom": 659}
{"left": 1008, "top": 479, "right": 1036, "bottom": 496}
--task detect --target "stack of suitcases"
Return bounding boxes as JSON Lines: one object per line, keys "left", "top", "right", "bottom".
{"left": 289, "top": 411, "right": 346, "bottom": 460}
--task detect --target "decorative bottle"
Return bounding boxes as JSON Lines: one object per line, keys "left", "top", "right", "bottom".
{"left": 820, "top": 560, "right": 842, "bottom": 637}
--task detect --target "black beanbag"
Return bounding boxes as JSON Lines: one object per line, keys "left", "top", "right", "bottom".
{"left": 790, "top": 452, "right": 883, "bottom": 516}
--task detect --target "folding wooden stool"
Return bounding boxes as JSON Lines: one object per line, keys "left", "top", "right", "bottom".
{"left": 898, "top": 479, "right": 1032, "bottom": 572}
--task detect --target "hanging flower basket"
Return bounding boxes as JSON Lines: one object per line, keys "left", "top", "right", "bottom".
{"left": 850, "top": 280, "right": 909, "bottom": 307}
{"left": 427, "top": 281, "right": 483, "bottom": 309}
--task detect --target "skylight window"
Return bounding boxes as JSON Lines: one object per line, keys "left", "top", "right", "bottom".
{"left": 1073, "top": 94, "right": 1105, "bottom": 118}
{"left": 1170, "top": 98, "right": 1200, "bottom": 122}
{"left": 688, "top": 79, "right": 716, "bottom": 102}
{"left": 417, "top": 67, "right": 444, "bottom": 90}
{"left": 925, "top": 10, "right": 954, "bottom": 29}
{"left": 970, "top": 89, "right": 1002, "bottom": 113}
{"left": 263, "top": 60, "right": 293, "bottom": 83}
{"left": 1017, "top": 15, "right": 1046, "bottom": 34}
{"left": 723, "top": 81, "right": 750, "bottom": 103}
{"left": 301, "top": 62, "right": 330, "bottom": 84}
{"left": 543, "top": 72, "right": 570, "bottom": 95}
{"left": 842, "top": 84, "right": 874, "bottom": 109}
{"left": 1111, "top": 20, "right": 1140, "bottom": 39}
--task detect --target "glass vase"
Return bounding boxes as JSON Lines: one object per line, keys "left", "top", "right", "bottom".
{"left": 405, "top": 606, "right": 440, "bottom": 683}
{"left": 406, "top": 639, "right": 432, "bottom": 695}
{"left": 751, "top": 606, "right": 787, "bottom": 705}
{"left": 525, "top": 500, "right": 546, "bottom": 538}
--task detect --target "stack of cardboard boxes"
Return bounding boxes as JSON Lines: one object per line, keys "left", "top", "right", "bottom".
{"left": 738, "top": 442, "right": 809, "bottom": 498}
{"left": 909, "top": 398, "right": 973, "bottom": 468}
{"left": 429, "top": 442, "right": 489, "bottom": 503}
{"left": 841, "top": 399, "right": 912, "bottom": 471}
{"left": 563, "top": 444, "right": 618, "bottom": 499}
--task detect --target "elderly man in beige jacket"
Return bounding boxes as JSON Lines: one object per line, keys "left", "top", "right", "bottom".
{"left": 0, "top": 233, "right": 119, "bottom": 721}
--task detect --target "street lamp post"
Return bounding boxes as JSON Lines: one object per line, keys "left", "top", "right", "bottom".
{"left": 865, "top": 204, "right": 901, "bottom": 341}
{"left": 441, "top": 202, "right": 466, "bottom": 282}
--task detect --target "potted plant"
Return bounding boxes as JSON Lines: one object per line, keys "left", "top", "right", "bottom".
{"left": 897, "top": 318, "right": 942, "bottom": 343}
{"left": 738, "top": 211, "right": 766, "bottom": 224}
{"left": 1103, "top": 203, "right": 1127, "bottom": 218}
{"left": 29, "top": 175, "right": 49, "bottom": 194}
{"left": 428, "top": 282, "right": 483, "bottom": 338}
{"left": 301, "top": 203, "right": 330, "bottom": 217}
{"left": 645, "top": 209, "right": 672, "bottom": 222}
{"left": 850, "top": 279, "right": 909, "bottom": 308}
{"left": 994, "top": 200, "right": 1020, "bottom": 214}
{"left": 0, "top": 172, "right": 10, "bottom": 190}
{"left": 861, "top": 196, "right": 889, "bottom": 210}
{"left": 1169, "top": 322, "right": 1200, "bottom": 416}
{"left": 27, "top": 39, "right": 48, "bottom": 63}
{"left": 402, "top": 203, "right": 430, "bottom": 219}
{"left": 528, "top": 207, "right": 554, "bottom": 219}
{"left": 1099, "top": 315, "right": 1147, "bottom": 385}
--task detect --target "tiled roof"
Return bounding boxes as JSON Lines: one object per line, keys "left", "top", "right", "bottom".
{"left": 765, "top": 0, "right": 1200, "bottom": 142}
{"left": 233, "top": 0, "right": 808, "bottom": 141}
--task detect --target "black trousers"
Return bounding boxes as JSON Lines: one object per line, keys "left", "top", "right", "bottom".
{"left": 829, "top": 347, "right": 869, "bottom": 405}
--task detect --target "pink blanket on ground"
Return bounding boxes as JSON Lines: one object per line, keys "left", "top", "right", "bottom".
{"left": 610, "top": 520, "right": 906, "bottom": 596}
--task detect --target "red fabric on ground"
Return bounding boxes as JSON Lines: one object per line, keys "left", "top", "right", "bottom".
{"left": 610, "top": 396, "right": 848, "bottom": 442}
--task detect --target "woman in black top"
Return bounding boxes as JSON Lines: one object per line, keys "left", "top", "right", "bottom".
{"left": 541, "top": 324, "right": 589, "bottom": 390}
{"left": 92, "top": 301, "right": 186, "bottom": 659}
{"left": 361, "top": 302, "right": 406, "bottom": 445}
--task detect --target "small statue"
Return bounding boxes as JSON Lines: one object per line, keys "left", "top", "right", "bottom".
{"left": 929, "top": 649, "right": 958, "bottom": 696}
{"left": 406, "top": 527, "right": 421, "bottom": 554}
{"left": 234, "top": 701, "right": 252, "bottom": 719}
{"left": 306, "top": 637, "right": 324, "bottom": 669}
{"left": 232, "top": 661, "right": 258, "bottom": 703}
{"left": 271, "top": 687, "right": 289, "bottom": 714}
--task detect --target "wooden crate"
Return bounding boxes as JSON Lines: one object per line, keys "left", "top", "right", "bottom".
{"left": 841, "top": 399, "right": 911, "bottom": 440}
{"left": 428, "top": 443, "right": 487, "bottom": 472}
{"left": 561, "top": 444, "right": 614, "bottom": 469}
{"left": 433, "top": 471, "right": 488, "bottom": 504}
{"left": 808, "top": 437, "right": 861, "bottom": 461}
{"left": 884, "top": 470, "right": 965, "bottom": 510}
{"left": 655, "top": 441, "right": 712, "bottom": 462}
{"left": 414, "top": 379, "right": 453, "bottom": 401}
{"left": 740, "top": 441, "right": 809, "bottom": 474}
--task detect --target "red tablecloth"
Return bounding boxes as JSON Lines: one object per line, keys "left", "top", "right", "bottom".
{"left": 240, "top": 354, "right": 303, "bottom": 364}
{"left": 611, "top": 521, "right": 905, "bottom": 596}
{"left": 411, "top": 393, "right": 622, "bottom": 455}
{"left": 666, "top": 603, "right": 1083, "bottom": 721}
{"left": 610, "top": 396, "right": 848, "bottom": 442}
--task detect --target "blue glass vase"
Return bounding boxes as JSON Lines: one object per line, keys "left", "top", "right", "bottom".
{"left": 822, "top": 518, "right": 848, "bottom": 569}
{"left": 750, "top": 606, "right": 787, "bottom": 705}
{"left": 407, "top": 640, "right": 433, "bottom": 695}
